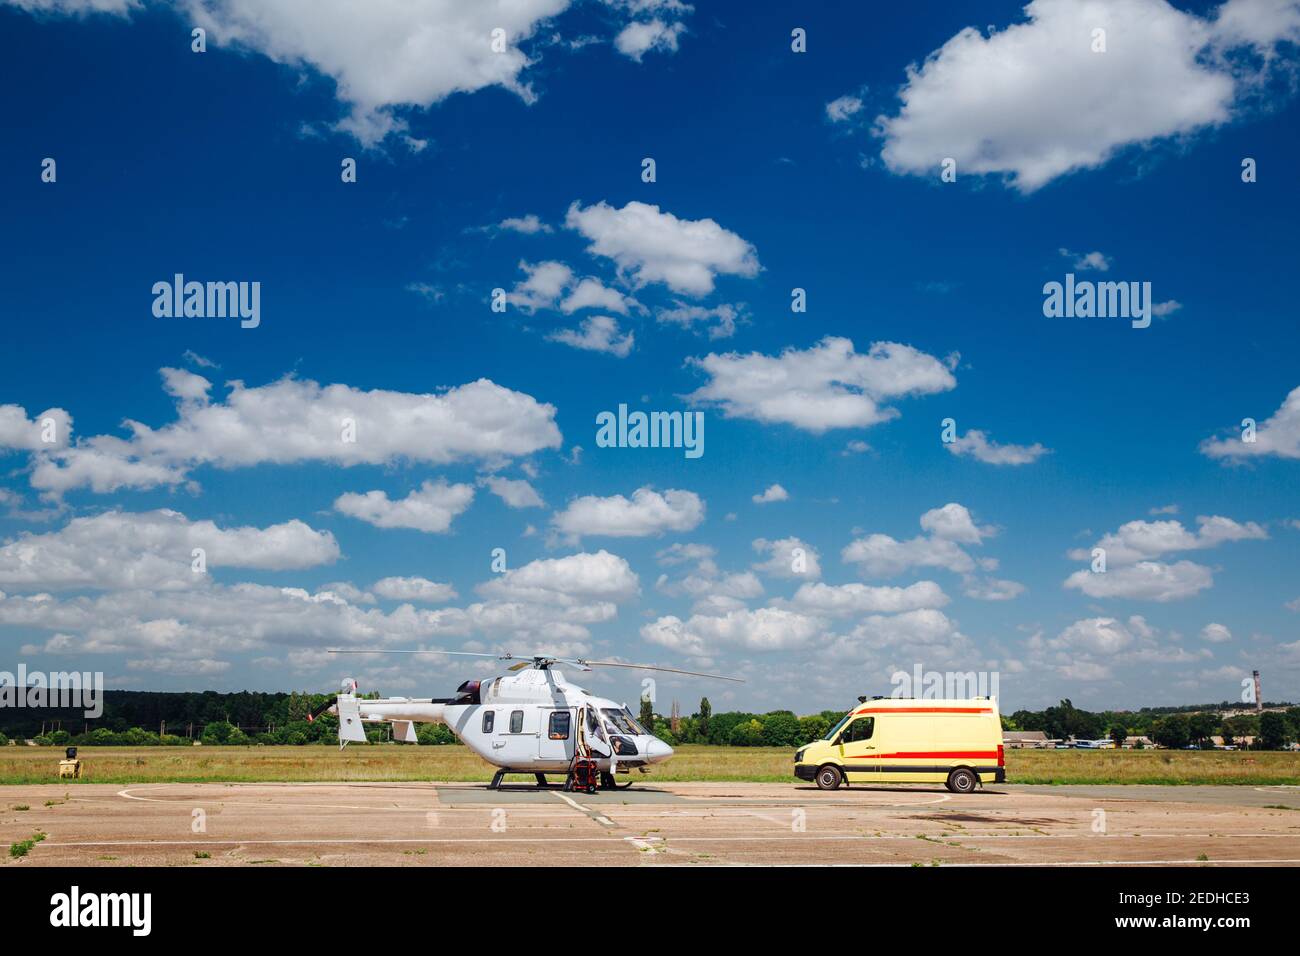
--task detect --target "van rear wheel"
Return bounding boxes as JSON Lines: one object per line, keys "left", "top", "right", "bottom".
{"left": 815, "top": 765, "right": 843, "bottom": 790}
{"left": 946, "top": 768, "right": 978, "bottom": 794}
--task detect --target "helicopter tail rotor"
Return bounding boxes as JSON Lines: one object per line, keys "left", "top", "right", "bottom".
{"left": 305, "top": 677, "right": 357, "bottom": 724}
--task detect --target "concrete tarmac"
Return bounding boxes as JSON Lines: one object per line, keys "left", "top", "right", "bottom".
{"left": 4, "top": 781, "right": 1299, "bottom": 867}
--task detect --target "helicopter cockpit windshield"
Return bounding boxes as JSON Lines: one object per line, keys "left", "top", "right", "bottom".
{"left": 602, "top": 708, "right": 648, "bottom": 737}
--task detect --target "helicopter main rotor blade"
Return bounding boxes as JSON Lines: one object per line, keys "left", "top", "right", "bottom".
{"left": 332, "top": 648, "right": 587, "bottom": 667}
{"left": 327, "top": 648, "right": 500, "bottom": 659}
{"left": 327, "top": 648, "right": 739, "bottom": 681}
{"left": 576, "top": 659, "right": 745, "bottom": 683}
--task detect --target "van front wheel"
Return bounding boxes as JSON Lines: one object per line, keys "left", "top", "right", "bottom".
{"left": 946, "top": 768, "right": 978, "bottom": 794}
{"left": 816, "top": 765, "right": 843, "bottom": 790}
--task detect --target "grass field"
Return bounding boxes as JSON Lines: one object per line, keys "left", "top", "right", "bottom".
{"left": 2, "top": 744, "right": 1300, "bottom": 786}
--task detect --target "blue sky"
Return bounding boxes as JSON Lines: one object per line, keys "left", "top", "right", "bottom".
{"left": 1, "top": 0, "right": 1298, "bottom": 714}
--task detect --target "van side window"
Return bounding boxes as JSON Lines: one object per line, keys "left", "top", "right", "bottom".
{"left": 482, "top": 711, "right": 495, "bottom": 733}
{"left": 510, "top": 710, "right": 524, "bottom": 734}
{"left": 548, "top": 711, "right": 571, "bottom": 740}
{"left": 841, "top": 717, "right": 874, "bottom": 743}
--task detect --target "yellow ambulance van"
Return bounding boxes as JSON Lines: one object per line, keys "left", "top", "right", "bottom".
{"left": 794, "top": 697, "right": 1005, "bottom": 793}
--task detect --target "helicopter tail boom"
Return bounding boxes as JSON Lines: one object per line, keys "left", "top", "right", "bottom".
{"left": 334, "top": 694, "right": 447, "bottom": 748}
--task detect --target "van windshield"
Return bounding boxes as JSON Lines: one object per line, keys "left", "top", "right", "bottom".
{"left": 823, "top": 712, "right": 853, "bottom": 741}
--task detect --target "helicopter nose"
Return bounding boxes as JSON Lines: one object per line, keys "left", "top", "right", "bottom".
{"left": 645, "top": 737, "right": 674, "bottom": 763}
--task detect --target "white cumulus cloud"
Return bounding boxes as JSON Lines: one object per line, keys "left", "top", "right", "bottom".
{"left": 29, "top": 371, "right": 560, "bottom": 497}
{"left": 1064, "top": 560, "right": 1215, "bottom": 602}
{"left": 614, "top": 18, "right": 685, "bottom": 61}
{"left": 551, "top": 487, "right": 704, "bottom": 539}
{"left": 180, "top": 0, "right": 571, "bottom": 145}
{"left": 477, "top": 550, "right": 639, "bottom": 605}
{"left": 687, "top": 337, "right": 955, "bottom": 433}
{"left": 788, "top": 580, "right": 949, "bottom": 616}
{"left": 1059, "top": 248, "right": 1111, "bottom": 272}
{"left": 1201, "top": 385, "right": 1300, "bottom": 460}
{"left": 875, "top": 0, "right": 1300, "bottom": 192}
{"left": 480, "top": 475, "right": 545, "bottom": 509}
{"left": 565, "top": 200, "right": 759, "bottom": 296}
{"left": 751, "top": 536, "right": 822, "bottom": 580}
{"left": 751, "top": 483, "right": 788, "bottom": 504}
{"left": 826, "top": 93, "right": 865, "bottom": 122}
{"left": 945, "top": 428, "right": 1049, "bottom": 465}
{"left": 372, "top": 576, "right": 458, "bottom": 603}
{"left": 1201, "top": 622, "right": 1233, "bottom": 643}
{"left": 548, "top": 315, "right": 635, "bottom": 357}
{"left": 918, "top": 502, "right": 994, "bottom": 544}
{"left": 843, "top": 503, "right": 996, "bottom": 578}
{"left": 0, "top": 404, "right": 72, "bottom": 451}
{"left": 642, "top": 606, "right": 823, "bottom": 655}
{"left": 335, "top": 480, "right": 475, "bottom": 534}
{"left": 0, "top": 509, "right": 338, "bottom": 592}
{"left": 1077, "top": 515, "right": 1267, "bottom": 564}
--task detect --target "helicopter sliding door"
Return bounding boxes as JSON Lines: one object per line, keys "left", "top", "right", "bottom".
{"left": 537, "top": 707, "right": 576, "bottom": 765}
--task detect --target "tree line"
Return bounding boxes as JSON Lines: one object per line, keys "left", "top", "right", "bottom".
{"left": 1005, "top": 698, "right": 1300, "bottom": 750}
{"left": 642, "top": 697, "right": 1300, "bottom": 750}
{"left": 638, "top": 697, "right": 845, "bottom": 748}
{"left": 2, "top": 688, "right": 1298, "bottom": 750}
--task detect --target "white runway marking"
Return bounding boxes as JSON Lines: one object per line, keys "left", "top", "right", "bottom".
{"left": 41, "top": 837, "right": 650, "bottom": 842}
{"left": 928, "top": 859, "right": 1300, "bottom": 867}
{"left": 108, "top": 788, "right": 1288, "bottom": 842}
{"left": 44, "top": 833, "right": 1299, "bottom": 847}
{"left": 549, "top": 791, "right": 617, "bottom": 827}
{"left": 117, "top": 786, "right": 435, "bottom": 814}
{"left": 35, "top": 838, "right": 1300, "bottom": 866}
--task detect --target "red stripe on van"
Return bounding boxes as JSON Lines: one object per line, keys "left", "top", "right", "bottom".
{"left": 852, "top": 706, "right": 992, "bottom": 716}
{"left": 845, "top": 751, "right": 1000, "bottom": 760}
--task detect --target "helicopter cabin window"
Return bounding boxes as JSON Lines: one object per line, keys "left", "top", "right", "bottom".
{"left": 509, "top": 710, "right": 524, "bottom": 734}
{"left": 841, "top": 716, "right": 875, "bottom": 744}
{"left": 481, "top": 711, "right": 495, "bottom": 734}
{"left": 548, "top": 711, "right": 571, "bottom": 740}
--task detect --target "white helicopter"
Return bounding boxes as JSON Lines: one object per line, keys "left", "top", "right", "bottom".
{"left": 312, "top": 648, "right": 742, "bottom": 792}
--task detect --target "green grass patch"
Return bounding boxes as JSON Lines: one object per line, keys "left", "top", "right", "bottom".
{"left": 9, "top": 831, "right": 47, "bottom": 858}
{"left": 1004, "top": 749, "right": 1300, "bottom": 785}
{"left": 0, "top": 745, "right": 1296, "bottom": 786}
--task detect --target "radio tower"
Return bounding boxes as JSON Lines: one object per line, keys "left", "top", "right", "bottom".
{"left": 1253, "top": 670, "right": 1262, "bottom": 712}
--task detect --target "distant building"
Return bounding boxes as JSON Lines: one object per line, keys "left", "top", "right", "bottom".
{"left": 1002, "top": 731, "right": 1056, "bottom": 749}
